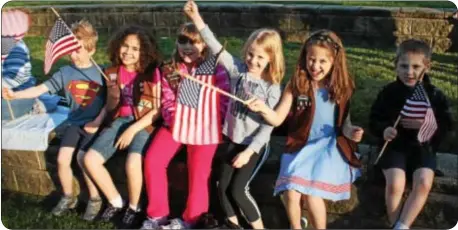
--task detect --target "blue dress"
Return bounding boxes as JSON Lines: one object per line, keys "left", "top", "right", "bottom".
{"left": 274, "top": 88, "right": 360, "bottom": 201}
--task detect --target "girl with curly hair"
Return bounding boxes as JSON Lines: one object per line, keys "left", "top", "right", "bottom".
{"left": 83, "top": 25, "right": 162, "bottom": 228}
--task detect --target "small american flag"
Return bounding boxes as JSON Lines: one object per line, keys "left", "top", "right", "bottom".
{"left": 44, "top": 18, "right": 81, "bottom": 74}
{"left": 1, "top": 36, "right": 16, "bottom": 62}
{"left": 400, "top": 83, "right": 438, "bottom": 143}
{"left": 172, "top": 55, "right": 222, "bottom": 145}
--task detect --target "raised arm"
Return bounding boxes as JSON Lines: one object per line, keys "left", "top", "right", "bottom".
{"left": 248, "top": 83, "right": 294, "bottom": 127}
{"left": 184, "top": 0, "right": 244, "bottom": 78}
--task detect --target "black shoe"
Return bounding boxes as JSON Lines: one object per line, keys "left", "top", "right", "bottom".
{"left": 222, "top": 219, "right": 243, "bottom": 229}
{"left": 435, "top": 169, "right": 445, "bottom": 177}
{"left": 100, "top": 204, "right": 123, "bottom": 222}
{"left": 121, "top": 207, "right": 143, "bottom": 228}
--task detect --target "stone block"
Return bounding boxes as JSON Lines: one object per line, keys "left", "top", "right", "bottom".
{"left": 309, "top": 15, "right": 333, "bottom": 31}
{"left": 154, "top": 12, "right": 186, "bottom": 27}
{"left": 359, "top": 6, "right": 399, "bottom": 17}
{"left": 240, "top": 12, "right": 282, "bottom": 29}
{"left": 366, "top": 17, "right": 396, "bottom": 37}
{"left": 394, "top": 19, "right": 412, "bottom": 35}
{"left": 288, "top": 14, "right": 312, "bottom": 31}
{"left": 411, "top": 19, "right": 452, "bottom": 36}
{"left": 319, "top": 5, "right": 362, "bottom": 16}
{"left": 323, "top": 184, "right": 359, "bottom": 214}
{"left": 13, "top": 167, "right": 56, "bottom": 196}
{"left": 2, "top": 165, "right": 18, "bottom": 192}
{"left": 2, "top": 150, "right": 47, "bottom": 170}
{"left": 201, "top": 12, "right": 220, "bottom": 31}
{"left": 399, "top": 7, "right": 445, "bottom": 19}
{"left": 219, "top": 13, "right": 244, "bottom": 28}
{"left": 218, "top": 28, "right": 251, "bottom": 39}
{"left": 285, "top": 4, "right": 321, "bottom": 14}
{"left": 432, "top": 38, "right": 452, "bottom": 53}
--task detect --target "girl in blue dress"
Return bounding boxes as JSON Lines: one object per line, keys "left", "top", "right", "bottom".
{"left": 248, "top": 29, "right": 364, "bottom": 229}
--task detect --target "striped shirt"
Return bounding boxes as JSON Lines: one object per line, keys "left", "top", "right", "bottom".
{"left": 2, "top": 40, "right": 35, "bottom": 90}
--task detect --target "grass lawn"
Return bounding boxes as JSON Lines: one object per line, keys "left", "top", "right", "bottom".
{"left": 1, "top": 190, "right": 114, "bottom": 229}
{"left": 5, "top": 1, "right": 457, "bottom": 8}
{"left": 23, "top": 35, "right": 458, "bottom": 152}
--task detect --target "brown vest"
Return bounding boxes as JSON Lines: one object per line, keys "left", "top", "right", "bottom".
{"left": 104, "top": 65, "right": 160, "bottom": 133}
{"left": 286, "top": 89, "right": 361, "bottom": 168}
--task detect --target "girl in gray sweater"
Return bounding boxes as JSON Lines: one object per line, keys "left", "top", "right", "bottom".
{"left": 185, "top": 1, "right": 285, "bottom": 229}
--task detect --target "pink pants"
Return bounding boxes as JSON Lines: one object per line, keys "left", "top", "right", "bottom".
{"left": 144, "top": 127, "right": 217, "bottom": 223}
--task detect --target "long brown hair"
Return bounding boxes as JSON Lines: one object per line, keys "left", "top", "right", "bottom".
{"left": 290, "top": 29, "right": 354, "bottom": 103}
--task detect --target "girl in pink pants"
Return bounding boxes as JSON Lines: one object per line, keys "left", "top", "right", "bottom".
{"left": 142, "top": 22, "right": 230, "bottom": 230}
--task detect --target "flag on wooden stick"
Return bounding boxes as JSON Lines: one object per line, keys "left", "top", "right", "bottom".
{"left": 44, "top": 18, "right": 81, "bottom": 74}
{"left": 172, "top": 55, "right": 222, "bottom": 145}
{"left": 400, "top": 82, "right": 438, "bottom": 143}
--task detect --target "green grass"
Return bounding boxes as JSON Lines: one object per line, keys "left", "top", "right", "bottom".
{"left": 23, "top": 35, "right": 458, "bottom": 152}
{"left": 1, "top": 190, "right": 114, "bottom": 229}
{"left": 5, "top": 0, "right": 457, "bottom": 8}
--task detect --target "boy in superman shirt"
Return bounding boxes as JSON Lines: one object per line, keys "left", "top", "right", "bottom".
{"left": 2, "top": 20, "right": 106, "bottom": 221}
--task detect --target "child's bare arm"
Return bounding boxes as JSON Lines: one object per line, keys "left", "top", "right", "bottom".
{"left": 184, "top": 0, "right": 243, "bottom": 78}
{"left": 248, "top": 84, "right": 293, "bottom": 127}
{"left": 342, "top": 114, "right": 364, "bottom": 142}
{"left": 2, "top": 84, "right": 49, "bottom": 100}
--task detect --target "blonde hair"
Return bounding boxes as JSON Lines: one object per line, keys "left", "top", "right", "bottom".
{"left": 171, "top": 22, "right": 208, "bottom": 65}
{"left": 241, "top": 28, "right": 285, "bottom": 84}
{"left": 71, "top": 19, "right": 98, "bottom": 52}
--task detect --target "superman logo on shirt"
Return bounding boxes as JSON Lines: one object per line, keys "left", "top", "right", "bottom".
{"left": 67, "top": 80, "right": 101, "bottom": 108}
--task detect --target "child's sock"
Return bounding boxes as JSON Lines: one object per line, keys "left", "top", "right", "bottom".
{"left": 109, "top": 196, "right": 124, "bottom": 208}
{"left": 393, "top": 221, "right": 409, "bottom": 229}
{"left": 129, "top": 203, "right": 139, "bottom": 212}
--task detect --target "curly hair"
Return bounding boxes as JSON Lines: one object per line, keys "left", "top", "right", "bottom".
{"left": 290, "top": 29, "right": 354, "bottom": 103}
{"left": 107, "top": 25, "right": 162, "bottom": 73}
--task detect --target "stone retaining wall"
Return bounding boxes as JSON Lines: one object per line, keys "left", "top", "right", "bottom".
{"left": 2, "top": 135, "right": 457, "bottom": 228}
{"left": 18, "top": 3, "right": 458, "bottom": 52}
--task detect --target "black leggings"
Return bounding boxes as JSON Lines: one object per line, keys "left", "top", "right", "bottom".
{"left": 217, "top": 139, "right": 269, "bottom": 223}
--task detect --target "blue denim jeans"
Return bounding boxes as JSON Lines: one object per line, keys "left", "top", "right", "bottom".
{"left": 89, "top": 116, "right": 152, "bottom": 161}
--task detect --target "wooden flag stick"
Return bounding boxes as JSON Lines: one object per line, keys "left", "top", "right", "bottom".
{"left": 5, "top": 99, "right": 15, "bottom": 120}
{"left": 173, "top": 71, "right": 248, "bottom": 105}
{"left": 374, "top": 115, "right": 401, "bottom": 165}
{"left": 49, "top": 7, "right": 110, "bottom": 82}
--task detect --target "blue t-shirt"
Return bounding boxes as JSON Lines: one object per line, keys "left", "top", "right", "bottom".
{"left": 44, "top": 65, "right": 105, "bottom": 126}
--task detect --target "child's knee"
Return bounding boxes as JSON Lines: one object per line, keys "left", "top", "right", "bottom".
{"left": 285, "top": 190, "right": 301, "bottom": 203}
{"left": 386, "top": 182, "right": 405, "bottom": 196}
{"left": 84, "top": 150, "right": 102, "bottom": 168}
{"left": 413, "top": 178, "right": 433, "bottom": 194}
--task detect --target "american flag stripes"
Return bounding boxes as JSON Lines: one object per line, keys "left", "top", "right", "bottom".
{"left": 44, "top": 18, "right": 81, "bottom": 74}
{"left": 172, "top": 55, "right": 222, "bottom": 145}
{"left": 400, "top": 83, "right": 438, "bottom": 143}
